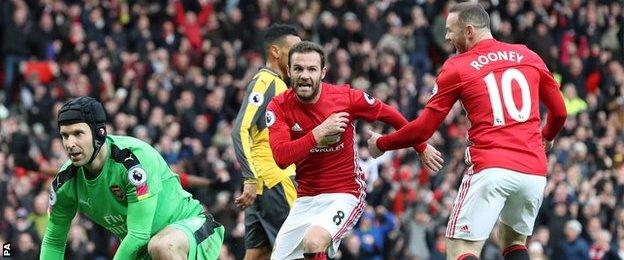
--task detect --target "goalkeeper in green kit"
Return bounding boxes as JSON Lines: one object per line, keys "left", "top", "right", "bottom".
{"left": 41, "top": 97, "right": 224, "bottom": 259}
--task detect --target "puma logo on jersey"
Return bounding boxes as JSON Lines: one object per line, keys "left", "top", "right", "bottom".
{"left": 124, "top": 156, "right": 134, "bottom": 162}
{"left": 79, "top": 198, "right": 92, "bottom": 208}
{"left": 291, "top": 123, "right": 303, "bottom": 132}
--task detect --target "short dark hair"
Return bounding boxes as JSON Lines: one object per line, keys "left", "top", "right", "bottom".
{"left": 264, "top": 24, "right": 298, "bottom": 50}
{"left": 449, "top": 2, "right": 490, "bottom": 29}
{"left": 288, "top": 41, "right": 326, "bottom": 68}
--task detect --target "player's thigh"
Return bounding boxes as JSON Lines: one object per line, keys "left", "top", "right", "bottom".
{"left": 168, "top": 214, "right": 224, "bottom": 260}
{"left": 271, "top": 197, "right": 318, "bottom": 260}
{"left": 311, "top": 193, "right": 365, "bottom": 257}
{"left": 499, "top": 171, "right": 547, "bottom": 239}
{"left": 271, "top": 194, "right": 364, "bottom": 260}
{"left": 446, "top": 167, "right": 511, "bottom": 241}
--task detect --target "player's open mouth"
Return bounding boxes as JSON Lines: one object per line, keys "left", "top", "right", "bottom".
{"left": 297, "top": 83, "right": 312, "bottom": 90}
{"left": 69, "top": 152, "right": 81, "bottom": 160}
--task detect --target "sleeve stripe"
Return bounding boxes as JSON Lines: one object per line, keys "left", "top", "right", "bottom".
{"left": 110, "top": 144, "right": 141, "bottom": 169}
{"left": 52, "top": 166, "right": 77, "bottom": 192}
{"left": 254, "top": 80, "right": 276, "bottom": 131}
{"left": 232, "top": 75, "right": 264, "bottom": 178}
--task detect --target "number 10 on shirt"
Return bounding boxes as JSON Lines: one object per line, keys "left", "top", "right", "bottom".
{"left": 483, "top": 68, "right": 532, "bottom": 126}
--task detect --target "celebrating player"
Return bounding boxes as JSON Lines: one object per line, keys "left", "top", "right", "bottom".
{"left": 367, "top": 3, "right": 567, "bottom": 260}
{"left": 231, "top": 24, "right": 301, "bottom": 260}
{"left": 266, "top": 41, "right": 443, "bottom": 260}
{"left": 41, "top": 97, "right": 224, "bottom": 260}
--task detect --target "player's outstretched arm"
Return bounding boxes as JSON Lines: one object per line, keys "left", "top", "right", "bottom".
{"left": 376, "top": 107, "right": 447, "bottom": 153}
{"left": 348, "top": 89, "right": 429, "bottom": 153}
{"left": 367, "top": 130, "right": 443, "bottom": 171}
{"left": 113, "top": 194, "right": 158, "bottom": 260}
{"left": 373, "top": 103, "right": 444, "bottom": 172}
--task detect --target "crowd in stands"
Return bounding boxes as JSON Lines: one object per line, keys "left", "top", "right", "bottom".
{"left": 0, "top": 0, "right": 622, "bottom": 259}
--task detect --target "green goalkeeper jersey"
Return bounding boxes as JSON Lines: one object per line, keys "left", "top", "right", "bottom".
{"left": 41, "top": 135, "right": 205, "bottom": 259}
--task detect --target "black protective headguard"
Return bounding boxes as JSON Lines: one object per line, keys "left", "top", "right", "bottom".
{"left": 58, "top": 97, "right": 107, "bottom": 164}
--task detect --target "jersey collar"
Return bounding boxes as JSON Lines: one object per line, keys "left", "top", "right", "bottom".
{"left": 473, "top": 38, "right": 498, "bottom": 51}
{"left": 259, "top": 66, "right": 282, "bottom": 79}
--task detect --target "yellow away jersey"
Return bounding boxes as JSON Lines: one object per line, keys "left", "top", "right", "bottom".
{"left": 231, "top": 67, "right": 296, "bottom": 194}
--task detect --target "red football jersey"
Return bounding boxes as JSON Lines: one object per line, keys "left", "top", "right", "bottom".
{"left": 267, "top": 83, "right": 395, "bottom": 198}
{"left": 379, "top": 39, "right": 566, "bottom": 176}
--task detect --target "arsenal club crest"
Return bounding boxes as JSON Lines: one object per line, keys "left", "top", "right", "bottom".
{"left": 110, "top": 185, "right": 125, "bottom": 201}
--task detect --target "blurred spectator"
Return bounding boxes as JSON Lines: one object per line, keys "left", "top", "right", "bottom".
{"left": 1, "top": 2, "right": 33, "bottom": 105}
{"left": 561, "top": 220, "right": 591, "bottom": 260}
{"left": 26, "top": 192, "right": 48, "bottom": 240}
{"left": 403, "top": 206, "right": 434, "bottom": 259}
{"left": 589, "top": 229, "right": 619, "bottom": 260}
{"left": 353, "top": 206, "right": 396, "bottom": 260}
{"left": 15, "top": 231, "right": 39, "bottom": 260}
{"left": 563, "top": 83, "right": 589, "bottom": 116}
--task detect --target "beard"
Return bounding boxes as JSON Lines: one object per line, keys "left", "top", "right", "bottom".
{"left": 294, "top": 77, "right": 321, "bottom": 102}
{"left": 453, "top": 37, "right": 468, "bottom": 53}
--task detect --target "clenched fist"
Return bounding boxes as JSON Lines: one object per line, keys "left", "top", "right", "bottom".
{"left": 312, "top": 112, "right": 349, "bottom": 145}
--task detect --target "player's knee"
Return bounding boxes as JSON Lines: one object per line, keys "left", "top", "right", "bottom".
{"left": 302, "top": 237, "right": 326, "bottom": 253}
{"left": 302, "top": 226, "right": 331, "bottom": 252}
{"left": 148, "top": 236, "right": 171, "bottom": 257}
{"left": 148, "top": 236, "right": 184, "bottom": 259}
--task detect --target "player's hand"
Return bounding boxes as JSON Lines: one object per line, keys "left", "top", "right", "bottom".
{"left": 312, "top": 112, "right": 349, "bottom": 143}
{"left": 367, "top": 130, "right": 384, "bottom": 158}
{"left": 234, "top": 183, "right": 257, "bottom": 209}
{"left": 419, "top": 144, "right": 444, "bottom": 173}
{"left": 543, "top": 138, "right": 554, "bottom": 152}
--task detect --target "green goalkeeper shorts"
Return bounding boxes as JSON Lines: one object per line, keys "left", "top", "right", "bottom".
{"left": 169, "top": 213, "right": 225, "bottom": 260}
